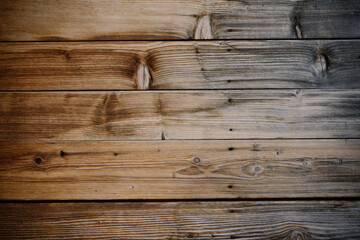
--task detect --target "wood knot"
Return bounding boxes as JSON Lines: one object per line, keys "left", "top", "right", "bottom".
{"left": 194, "top": 15, "right": 213, "bottom": 39}
{"left": 314, "top": 52, "right": 328, "bottom": 75}
{"left": 288, "top": 231, "right": 307, "bottom": 240}
{"left": 136, "top": 62, "right": 152, "bottom": 90}
{"left": 175, "top": 166, "right": 203, "bottom": 176}
{"left": 34, "top": 156, "right": 43, "bottom": 165}
{"left": 252, "top": 165, "right": 263, "bottom": 174}
{"left": 193, "top": 157, "right": 201, "bottom": 163}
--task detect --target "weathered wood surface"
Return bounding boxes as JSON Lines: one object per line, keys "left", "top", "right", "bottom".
{"left": 0, "top": 140, "right": 359, "bottom": 200}
{"left": 1, "top": 40, "right": 360, "bottom": 90}
{"left": 0, "top": 0, "right": 359, "bottom": 41}
{"left": 1, "top": 201, "right": 360, "bottom": 239}
{"left": 0, "top": 91, "right": 359, "bottom": 141}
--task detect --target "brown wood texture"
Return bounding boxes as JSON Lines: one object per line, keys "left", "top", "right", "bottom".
{"left": 1, "top": 40, "right": 360, "bottom": 90}
{"left": 0, "top": 90, "right": 359, "bottom": 141}
{"left": 1, "top": 201, "right": 360, "bottom": 239}
{"left": 1, "top": 0, "right": 359, "bottom": 41}
{"left": 0, "top": 140, "right": 359, "bottom": 200}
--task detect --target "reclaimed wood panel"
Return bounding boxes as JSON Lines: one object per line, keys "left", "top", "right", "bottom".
{"left": 0, "top": 90, "right": 359, "bottom": 141}
{"left": 0, "top": 140, "right": 359, "bottom": 200}
{"left": 0, "top": 0, "right": 359, "bottom": 41}
{"left": 1, "top": 40, "right": 360, "bottom": 90}
{"left": 1, "top": 201, "right": 360, "bottom": 239}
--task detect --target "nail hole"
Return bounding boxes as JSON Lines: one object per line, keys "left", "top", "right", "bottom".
{"left": 227, "top": 80, "right": 231, "bottom": 83}
{"left": 193, "top": 157, "right": 201, "bottom": 163}
{"left": 114, "top": 152, "right": 118, "bottom": 156}
{"left": 228, "top": 185, "right": 233, "bottom": 189}
{"left": 229, "top": 128, "right": 233, "bottom": 131}
{"left": 227, "top": 48, "right": 232, "bottom": 52}
{"left": 34, "top": 157, "right": 43, "bottom": 164}
{"left": 228, "top": 147, "right": 234, "bottom": 151}
{"left": 276, "top": 152, "right": 280, "bottom": 155}
{"left": 227, "top": 29, "right": 233, "bottom": 32}
{"left": 229, "top": 209, "right": 235, "bottom": 213}
{"left": 59, "top": 150, "right": 65, "bottom": 157}
{"left": 228, "top": 98, "right": 232, "bottom": 103}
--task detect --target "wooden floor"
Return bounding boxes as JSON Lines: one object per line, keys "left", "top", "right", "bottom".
{"left": 0, "top": 0, "right": 360, "bottom": 239}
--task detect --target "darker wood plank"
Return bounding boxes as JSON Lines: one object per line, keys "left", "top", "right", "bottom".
{"left": 0, "top": 90, "right": 359, "bottom": 141}
{"left": 1, "top": 40, "right": 360, "bottom": 90}
{"left": 0, "top": 140, "right": 359, "bottom": 200}
{"left": 1, "top": 201, "right": 359, "bottom": 239}
{"left": 0, "top": 0, "right": 359, "bottom": 41}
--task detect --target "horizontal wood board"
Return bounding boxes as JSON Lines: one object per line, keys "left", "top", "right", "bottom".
{"left": 0, "top": 140, "right": 359, "bottom": 200}
{"left": 1, "top": 40, "right": 360, "bottom": 90}
{"left": 0, "top": 0, "right": 360, "bottom": 41}
{"left": 1, "top": 201, "right": 360, "bottom": 239}
{"left": 0, "top": 90, "right": 359, "bottom": 141}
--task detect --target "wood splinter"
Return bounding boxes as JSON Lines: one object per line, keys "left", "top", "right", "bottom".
{"left": 314, "top": 53, "right": 328, "bottom": 75}
{"left": 194, "top": 15, "right": 213, "bottom": 39}
{"left": 136, "top": 62, "right": 152, "bottom": 90}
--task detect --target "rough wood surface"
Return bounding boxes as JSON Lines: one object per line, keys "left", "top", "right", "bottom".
{"left": 0, "top": 90, "right": 359, "bottom": 141}
{"left": 0, "top": 140, "right": 359, "bottom": 200}
{"left": 0, "top": 0, "right": 359, "bottom": 41}
{"left": 1, "top": 40, "right": 360, "bottom": 90}
{"left": 1, "top": 201, "right": 360, "bottom": 239}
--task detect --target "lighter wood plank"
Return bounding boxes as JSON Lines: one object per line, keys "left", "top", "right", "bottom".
{"left": 0, "top": 0, "right": 359, "bottom": 41}
{"left": 0, "top": 140, "right": 359, "bottom": 200}
{"left": 1, "top": 201, "right": 359, "bottom": 239}
{"left": 1, "top": 40, "right": 360, "bottom": 90}
{"left": 0, "top": 90, "right": 359, "bottom": 141}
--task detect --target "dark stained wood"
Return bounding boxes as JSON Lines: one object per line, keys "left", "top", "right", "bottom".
{"left": 0, "top": 90, "right": 359, "bottom": 141}
{"left": 0, "top": 140, "right": 359, "bottom": 200}
{"left": 1, "top": 40, "right": 360, "bottom": 90}
{"left": 1, "top": 201, "right": 360, "bottom": 239}
{"left": 0, "top": 0, "right": 359, "bottom": 41}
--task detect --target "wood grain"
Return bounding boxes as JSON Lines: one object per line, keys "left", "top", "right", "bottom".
{"left": 0, "top": 0, "right": 359, "bottom": 41}
{"left": 0, "top": 90, "right": 359, "bottom": 141}
{"left": 0, "top": 140, "right": 359, "bottom": 200}
{"left": 1, "top": 40, "right": 360, "bottom": 90}
{"left": 1, "top": 201, "right": 360, "bottom": 239}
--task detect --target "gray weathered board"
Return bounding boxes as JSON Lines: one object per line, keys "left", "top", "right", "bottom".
{"left": 1, "top": 0, "right": 360, "bottom": 238}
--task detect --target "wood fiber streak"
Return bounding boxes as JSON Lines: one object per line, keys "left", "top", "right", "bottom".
{"left": 0, "top": 0, "right": 359, "bottom": 41}
{"left": 0, "top": 91, "right": 359, "bottom": 141}
{"left": 1, "top": 41, "right": 359, "bottom": 90}
{"left": 0, "top": 140, "right": 359, "bottom": 200}
{"left": 0, "top": 201, "right": 360, "bottom": 239}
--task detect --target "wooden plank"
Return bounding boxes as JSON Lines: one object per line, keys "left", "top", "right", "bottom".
{"left": 0, "top": 90, "right": 359, "bottom": 141}
{"left": 0, "top": 140, "right": 359, "bottom": 200}
{"left": 1, "top": 201, "right": 359, "bottom": 239}
{"left": 1, "top": 40, "right": 360, "bottom": 90}
{"left": 0, "top": 0, "right": 359, "bottom": 41}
